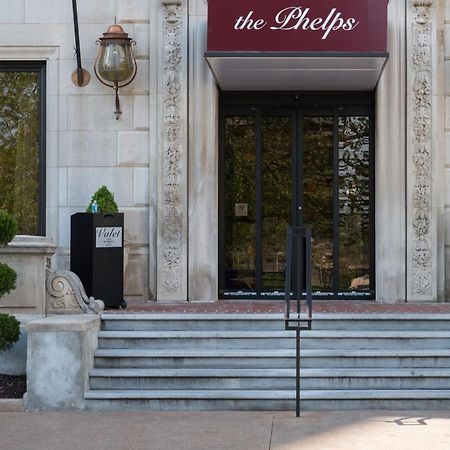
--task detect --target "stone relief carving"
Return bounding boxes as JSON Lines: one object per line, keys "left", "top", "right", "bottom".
{"left": 46, "top": 270, "right": 105, "bottom": 314}
{"left": 161, "top": 0, "right": 184, "bottom": 293}
{"left": 411, "top": 0, "right": 433, "bottom": 295}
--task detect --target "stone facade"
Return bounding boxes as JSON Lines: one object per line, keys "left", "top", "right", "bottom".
{"left": 0, "top": 0, "right": 151, "bottom": 300}
{"left": 444, "top": 0, "right": 450, "bottom": 299}
{"left": 0, "top": 0, "right": 448, "bottom": 302}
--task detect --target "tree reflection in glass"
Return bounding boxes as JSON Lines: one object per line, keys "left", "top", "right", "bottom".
{"left": 338, "top": 116, "right": 370, "bottom": 291}
{"left": 302, "top": 117, "right": 334, "bottom": 290}
{"left": 224, "top": 116, "right": 256, "bottom": 292}
{"left": 261, "top": 117, "right": 292, "bottom": 293}
{"left": 0, "top": 71, "right": 40, "bottom": 235}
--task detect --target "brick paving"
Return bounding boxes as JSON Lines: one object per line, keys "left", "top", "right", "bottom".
{"left": 108, "top": 299, "right": 450, "bottom": 314}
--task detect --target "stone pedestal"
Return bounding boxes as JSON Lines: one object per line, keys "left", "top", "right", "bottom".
{"left": 0, "top": 236, "right": 56, "bottom": 315}
{"left": 24, "top": 315, "right": 99, "bottom": 411}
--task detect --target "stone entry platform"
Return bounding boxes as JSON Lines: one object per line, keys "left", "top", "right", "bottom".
{"left": 85, "top": 312, "right": 450, "bottom": 410}
{"left": 111, "top": 300, "right": 450, "bottom": 315}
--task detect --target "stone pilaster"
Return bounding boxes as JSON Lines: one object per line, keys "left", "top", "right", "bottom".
{"left": 406, "top": 0, "right": 445, "bottom": 301}
{"left": 188, "top": 1, "right": 219, "bottom": 301}
{"left": 154, "top": 0, "right": 188, "bottom": 301}
{"left": 375, "top": 0, "right": 407, "bottom": 303}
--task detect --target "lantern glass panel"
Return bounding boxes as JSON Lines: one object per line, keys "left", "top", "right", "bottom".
{"left": 97, "top": 42, "right": 134, "bottom": 83}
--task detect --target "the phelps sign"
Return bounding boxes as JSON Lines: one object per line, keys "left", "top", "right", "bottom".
{"left": 207, "top": 0, "right": 388, "bottom": 53}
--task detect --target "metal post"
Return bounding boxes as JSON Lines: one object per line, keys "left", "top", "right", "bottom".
{"left": 306, "top": 226, "right": 312, "bottom": 321}
{"left": 296, "top": 328, "right": 300, "bottom": 417}
{"left": 284, "top": 226, "right": 313, "bottom": 418}
{"left": 72, "top": 0, "right": 84, "bottom": 86}
{"left": 284, "top": 228, "right": 293, "bottom": 324}
{"left": 296, "top": 229, "right": 302, "bottom": 417}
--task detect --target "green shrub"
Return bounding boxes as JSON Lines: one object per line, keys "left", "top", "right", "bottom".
{"left": 86, "top": 185, "right": 119, "bottom": 214}
{"left": 0, "top": 263, "right": 17, "bottom": 297}
{"left": 0, "top": 211, "right": 19, "bottom": 353}
{"left": 0, "top": 314, "right": 20, "bottom": 353}
{"left": 0, "top": 210, "right": 18, "bottom": 246}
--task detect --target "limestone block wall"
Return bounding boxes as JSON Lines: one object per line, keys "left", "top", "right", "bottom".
{"left": 445, "top": 0, "right": 450, "bottom": 299}
{"left": 0, "top": 0, "right": 151, "bottom": 300}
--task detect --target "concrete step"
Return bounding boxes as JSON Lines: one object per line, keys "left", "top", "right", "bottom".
{"left": 93, "top": 348, "right": 450, "bottom": 369}
{"left": 89, "top": 314, "right": 450, "bottom": 410}
{"left": 97, "top": 330, "right": 450, "bottom": 350}
{"left": 84, "top": 389, "right": 450, "bottom": 411}
{"left": 101, "top": 313, "right": 450, "bottom": 331}
{"left": 89, "top": 368, "right": 450, "bottom": 390}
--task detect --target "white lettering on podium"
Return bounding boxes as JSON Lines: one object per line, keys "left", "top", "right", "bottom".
{"left": 96, "top": 227, "right": 123, "bottom": 248}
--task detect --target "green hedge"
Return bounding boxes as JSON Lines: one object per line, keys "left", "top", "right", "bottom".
{"left": 0, "top": 210, "right": 19, "bottom": 354}
{"left": 0, "top": 263, "right": 17, "bottom": 297}
{"left": 0, "top": 314, "right": 20, "bottom": 353}
{"left": 0, "top": 210, "right": 17, "bottom": 246}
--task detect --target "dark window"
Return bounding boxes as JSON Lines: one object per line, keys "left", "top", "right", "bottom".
{"left": 219, "top": 93, "right": 375, "bottom": 300}
{"left": 0, "top": 62, "right": 46, "bottom": 235}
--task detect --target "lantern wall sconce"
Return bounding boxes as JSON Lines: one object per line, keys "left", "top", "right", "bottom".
{"left": 94, "top": 24, "right": 138, "bottom": 120}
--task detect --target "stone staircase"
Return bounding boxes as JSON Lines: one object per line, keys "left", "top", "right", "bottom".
{"left": 84, "top": 313, "right": 450, "bottom": 410}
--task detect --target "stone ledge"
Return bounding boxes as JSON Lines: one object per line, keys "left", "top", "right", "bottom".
{"left": 27, "top": 315, "right": 100, "bottom": 333}
{"left": 0, "top": 399, "right": 24, "bottom": 412}
{"left": 1, "top": 235, "right": 56, "bottom": 254}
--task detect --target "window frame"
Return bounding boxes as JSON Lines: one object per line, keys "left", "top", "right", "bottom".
{"left": 0, "top": 61, "right": 46, "bottom": 236}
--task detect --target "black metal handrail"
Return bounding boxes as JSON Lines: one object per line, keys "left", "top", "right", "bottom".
{"left": 284, "top": 226, "right": 313, "bottom": 417}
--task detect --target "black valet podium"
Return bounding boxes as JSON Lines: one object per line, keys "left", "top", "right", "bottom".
{"left": 70, "top": 212, "right": 125, "bottom": 309}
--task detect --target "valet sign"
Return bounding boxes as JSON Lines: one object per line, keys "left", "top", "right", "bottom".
{"left": 96, "top": 227, "right": 123, "bottom": 248}
{"left": 207, "top": 0, "right": 388, "bottom": 53}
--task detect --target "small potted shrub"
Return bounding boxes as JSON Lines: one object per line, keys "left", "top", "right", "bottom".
{"left": 71, "top": 186, "right": 126, "bottom": 309}
{"left": 86, "top": 185, "right": 119, "bottom": 214}
{"left": 0, "top": 210, "right": 20, "bottom": 353}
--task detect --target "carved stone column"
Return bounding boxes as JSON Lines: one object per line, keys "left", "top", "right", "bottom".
{"left": 406, "top": 0, "right": 445, "bottom": 301}
{"left": 155, "top": 0, "right": 188, "bottom": 301}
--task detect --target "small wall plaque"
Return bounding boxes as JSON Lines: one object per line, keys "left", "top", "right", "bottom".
{"left": 96, "top": 227, "right": 123, "bottom": 248}
{"left": 235, "top": 203, "right": 248, "bottom": 217}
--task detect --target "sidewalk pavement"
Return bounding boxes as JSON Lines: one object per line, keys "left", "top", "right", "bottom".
{"left": 1, "top": 410, "right": 450, "bottom": 450}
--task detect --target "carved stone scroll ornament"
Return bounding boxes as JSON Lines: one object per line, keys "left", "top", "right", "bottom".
{"left": 411, "top": 0, "right": 433, "bottom": 295}
{"left": 161, "top": 0, "right": 183, "bottom": 293}
{"left": 46, "top": 270, "right": 105, "bottom": 314}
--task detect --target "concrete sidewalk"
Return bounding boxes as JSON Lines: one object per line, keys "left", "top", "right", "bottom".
{"left": 1, "top": 410, "right": 449, "bottom": 450}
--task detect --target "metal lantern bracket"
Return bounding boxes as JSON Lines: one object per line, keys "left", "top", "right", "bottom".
{"left": 71, "top": 0, "right": 90, "bottom": 87}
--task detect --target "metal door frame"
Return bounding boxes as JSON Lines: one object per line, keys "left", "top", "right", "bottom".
{"left": 219, "top": 92, "right": 375, "bottom": 300}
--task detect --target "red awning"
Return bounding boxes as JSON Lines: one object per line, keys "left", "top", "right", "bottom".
{"left": 205, "top": 0, "right": 389, "bottom": 91}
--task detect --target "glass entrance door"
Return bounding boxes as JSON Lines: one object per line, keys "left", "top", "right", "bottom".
{"left": 219, "top": 94, "right": 374, "bottom": 299}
